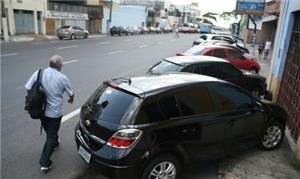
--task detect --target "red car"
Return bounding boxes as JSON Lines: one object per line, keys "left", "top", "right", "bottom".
{"left": 177, "top": 45, "right": 260, "bottom": 73}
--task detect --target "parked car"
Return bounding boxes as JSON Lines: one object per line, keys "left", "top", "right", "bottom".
{"left": 193, "top": 34, "right": 236, "bottom": 46}
{"left": 110, "top": 26, "right": 127, "bottom": 36}
{"left": 177, "top": 45, "right": 261, "bottom": 73}
{"left": 139, "top": 26, "right": 149, "bottom": 34}
{"left": 57, "top": 25, "right": 89, "bottom": 40}
{"left": 147, "top": 56, "right": 271, "bottom": 98}
{"left": 75, "top": 73, "right": 286, "bottom": 179}
{"left": 125, "top": 26, "right": 140, "bottom": 35}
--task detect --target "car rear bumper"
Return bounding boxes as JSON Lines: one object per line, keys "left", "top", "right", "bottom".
{"left": 74, "top": 123, "right": 143, "bottom": 179}
{"left": 57, "top": 33, "right": 71, "bottom": 38}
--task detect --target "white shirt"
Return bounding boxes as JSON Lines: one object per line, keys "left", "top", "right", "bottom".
{"left": 265, "top": 41, "right": 271, "bottom": 50}
{"left": 25, "top": 67, "right": 74, "bottom": 118}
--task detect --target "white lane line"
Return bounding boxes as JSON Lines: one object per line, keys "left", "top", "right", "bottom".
{"left": 142, "top": 37, "right": 150, "bottom": 40}
{"left": 108, "top": 50, "right": 123, "bottom": 55}
{"left": 15, "top": 86, "right": 24, "bottom": 90}
{"left": 99, "top": 41, "right": 111, "bottom": 45}
{"left": 157, "top": 41, "right": 164, "bottom": 45}
{"left": 57, "top": 45, "right": 78, "bottom": 50}
{"left": 124, "top": 39, "right": 132, "bottom": 42}
{"left": 61, "top": 108, "right": 81, "bottom": 123}
{"left": 33, "top": 42, "right": 44, "bottom": 45}
{"left": 139, "top": 45, "right": 148, "bottom": 48}
{"left": 1, "top": 53, "right": 19, "bottom": 57}
{"left": 63, "top": 59, "right": 79, "bottom": 65}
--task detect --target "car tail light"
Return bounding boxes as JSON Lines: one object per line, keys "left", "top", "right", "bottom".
{"left": 107, "top": 129, "right": 142, "bottom": 149}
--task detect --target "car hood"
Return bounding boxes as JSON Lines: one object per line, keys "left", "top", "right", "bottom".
{"left": 243, "top": 53, "right": 256, "bottom": 60}
{"left": 241, "top": 70, "right": 266, "bottom": 82}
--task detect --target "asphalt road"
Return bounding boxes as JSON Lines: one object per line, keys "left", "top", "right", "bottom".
{"left": 1, "top": 33, "right": 221, "bottom": 179}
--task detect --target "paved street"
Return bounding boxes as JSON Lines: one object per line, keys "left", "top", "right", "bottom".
{"left": 1, "top": 33, "right": 220, "bottom": 179}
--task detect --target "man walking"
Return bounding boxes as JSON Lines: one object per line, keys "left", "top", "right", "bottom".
{"left": 25, "top": 55, "right": 74, "bottom": 173}
{"left": 264, "top": 40, "right": 272, "bottom": 59}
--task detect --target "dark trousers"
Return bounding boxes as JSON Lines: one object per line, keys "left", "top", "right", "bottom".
{"left": 39, "top": 116, "right": 62, "bottom": 167}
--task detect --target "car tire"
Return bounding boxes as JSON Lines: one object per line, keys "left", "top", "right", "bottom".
{"left": 251, "top": 88, "right": 261, "bottom": 98}
{"left": 70, "top": 34, "right": 75, "bottom": 40}
{"left": 250, "top": 67, "right": 258, "bottom": 73}
{"left": 59, "top": 37, "right": 63, "bottom": 40}
{"left": 141, "top": 154, "right": 180, "bottom": 179}
{"left": 84, "top": 33, "right": 88, "bottom": 39}
{"left": 258, "top": 121, "right": 285, "bottom": 150}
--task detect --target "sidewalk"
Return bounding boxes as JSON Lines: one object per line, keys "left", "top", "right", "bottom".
{"left": 218, "top": 136, "right": 300, "bottom": 179}
{"left": 1, "top": 33, "right": 108, "bottom": 43}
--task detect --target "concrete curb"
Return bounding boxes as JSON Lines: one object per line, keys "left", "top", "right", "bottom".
{"left": 1, "top": 34, "right": 108, "bottom": 43}
{"left": 285, "top": 127, "right": 298, "bottom": 160}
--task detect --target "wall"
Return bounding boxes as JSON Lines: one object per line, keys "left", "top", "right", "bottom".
{"left": 4, "top": 0, "right": 47, "bottom": 35}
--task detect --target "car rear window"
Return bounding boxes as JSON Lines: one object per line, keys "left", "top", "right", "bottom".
{"left": 85, "top": 85, "right": 137, "bottom": 124}
{"left": 61, "top": 26, "right": 70, "bottom": 29}
{"left": 185, "top": 46, "right": 207, "bottom": 55}
{"left": 149, "top": 60, "right": 182, "bottom": 73}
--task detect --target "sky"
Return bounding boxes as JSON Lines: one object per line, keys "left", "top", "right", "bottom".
{"left": 170, "top": 0, "right": 237, "bottom": 14}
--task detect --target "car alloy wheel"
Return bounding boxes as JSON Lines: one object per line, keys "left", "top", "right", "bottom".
{"left": 149, "top": 161, "right": 176, "bottom": 179}
{"left": 261, "top": 124, "right": 283, "bottom": 149}
{"left": 71, "top": 34, "right": 75, "bottom": 40}
{"left": 141, "top": 154, "right": 180, "bottom": 179}
{"left": 251, "top": 89, "right": 260, "bottom": 98}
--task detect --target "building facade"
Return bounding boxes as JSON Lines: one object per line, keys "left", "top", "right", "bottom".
{"left": 268, "top": 0, "right": 300, "bottom": 158}
{"left": 2, "top": 0, "right": 47, "bottom": 35}
{"left": 47, "top": 1, "right": 103, "bottom": 35}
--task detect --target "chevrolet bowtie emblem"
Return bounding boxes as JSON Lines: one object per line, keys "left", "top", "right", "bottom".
{"left": 85, "top": 120, "right": 91, "bottom": 126}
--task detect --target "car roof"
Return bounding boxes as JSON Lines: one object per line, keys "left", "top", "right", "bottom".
{"left": 164, "top": 55, "right": 229, "bottom": 66}
{"left": 108, "top": 73, "right": 225, "bottom": 98}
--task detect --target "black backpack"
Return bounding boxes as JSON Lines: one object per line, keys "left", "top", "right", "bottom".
{"left": 25, "top": 69, "right": 46, "bottom": 119}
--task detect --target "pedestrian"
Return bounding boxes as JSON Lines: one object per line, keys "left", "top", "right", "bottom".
{"left": 174, "top": 25, "right": 180, "bottom": 38}
{"left": 264, "top": 40, "right": 272, "bottom": 59}
{"left": 258, "top": 42, "right": 265, "bottom": 56}
{"left": 251, "top": 34, "right": 256, "bottom": 47}
{"left": 25, "top": 55, "right": 74, "bottom": 173}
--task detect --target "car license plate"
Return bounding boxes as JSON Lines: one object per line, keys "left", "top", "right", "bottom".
{"left": 78, "top": 145, "right": 91, "bottom": 164}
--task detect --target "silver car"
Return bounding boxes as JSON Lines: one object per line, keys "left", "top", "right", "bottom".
{"left": 57, "top": 25, "right": 89, "bottom": 40}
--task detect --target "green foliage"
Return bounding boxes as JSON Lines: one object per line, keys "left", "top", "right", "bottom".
{"left": 291, "top": 160, "right": 300, "bottom": 171}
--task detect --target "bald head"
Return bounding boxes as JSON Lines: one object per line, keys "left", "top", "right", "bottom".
{"left": 49, "top": 55, "right": 63, "bottom": 71}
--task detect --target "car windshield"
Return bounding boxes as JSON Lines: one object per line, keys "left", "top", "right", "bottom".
{"left": 85, "top": 85, "right": 137, "bottom": 124}
{"left": 149, "top": 60, "right": 182, "bottom": 73}
{"left": 183, "top": 23, "right": 189, "bottom": 27}
{"left": 184, "top": 46, "right": 207, "bottom": 55}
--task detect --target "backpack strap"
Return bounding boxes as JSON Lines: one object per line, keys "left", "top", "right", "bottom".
{"left": 37, "top": 69, "right": 44, "bottom": 87}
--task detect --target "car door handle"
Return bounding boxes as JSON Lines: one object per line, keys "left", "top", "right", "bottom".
{"left": 182, "top": 128, "right": 196, "bottom": 134}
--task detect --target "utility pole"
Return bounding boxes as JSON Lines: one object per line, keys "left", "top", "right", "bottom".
{"left": 107, "top": 0, "right": 113, "bottom": 35}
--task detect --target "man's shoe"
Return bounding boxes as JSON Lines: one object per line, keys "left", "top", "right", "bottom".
{"left": 40, "top": 164, "right": 52, "bottom": 173}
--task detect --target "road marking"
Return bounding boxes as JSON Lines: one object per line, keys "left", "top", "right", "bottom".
{"left": 99, "top": 41, "right": 111, "bottom": 45}
{"left": 139, "top": 45, "right": 148, "bottom": 48}
{"left": 63, "top": 59, "right": 79, "bottom": 65}
{"left": 157, "top": 41, "right": 164, "bottom": 45}
{"left": 1, "top": 53, "right": 19, "bottom": 57}
{"left": 108, "top": 50, "right": 123, "bottom": 55}
{"left": 57, "top": 45, "right": 78, "bottom": 50}
{"left": 33, "top": 42, "right": 44, "bottom": 45}
{"left": 171, "top": 39, "right": 176, "bottom": 42}
{"left": 124, "top": 39, "right": 132, "bottom": 42}
{"left": 142, "top": 37, "right": 150, "bottom": 40}
{"left": 61, "top": 108, "right": 81, "bottom": 123}
{"left": 15, "top": 86, "right": 24, "bottom": 90}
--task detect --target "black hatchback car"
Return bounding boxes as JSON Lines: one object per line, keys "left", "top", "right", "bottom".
{"left": 75, "top": 73, "right": 285, "bottom": 179}
{"left": 148, "top": 55, "right": 272, "bottom": 99}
